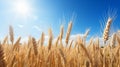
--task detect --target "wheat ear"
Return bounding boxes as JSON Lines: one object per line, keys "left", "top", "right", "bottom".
{"left": 48, "top": 28, "right": 53, "bottom": 51}
{"left": 111, "top": 33, "right": 116, "bottom": 48}
{"left": 55, "top": 36, "right": 59, "bottom": 47}
{"left": 69, "top": 40, "right": 73, "bottom": 50}
{"left": 116, "top": 35, "right": 120, "bottom": 46}
{"left": 0, "top": 44, "right": 6, "bottom": 67}
{"left": 13, "top": 37, "right": 21, "bottom": 51}
{"left": 32, "top": 37, "right": 38, "bottom": 56}
{"left": 60, "top": 25, "right": 64, "bottom": 41}
{"left": 65, "top": 21, "right": 72, "bottom": 45}
{"left": 103, "top": 17, "right": 112, "bottom": 44}
{"left": 59, "top": 25, "right": 64, "bottom": 47}
{"left": 40, "top": 32, "right": 45, "bottom": 47}
{"left": 84, "top": 29, "right": 90, "bottom": 39}
{"left": 77, "top": 35, "right": 93, "bottom": 67}
{"left": 2, "top": 35, "right": 8, "bottom": 45}
{"left": 9, "top": 25, "right": 14, "bottom": 45}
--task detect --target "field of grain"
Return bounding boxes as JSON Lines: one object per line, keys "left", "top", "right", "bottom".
{"left": 0, "top": 17, "right": 120, "bottom": 67}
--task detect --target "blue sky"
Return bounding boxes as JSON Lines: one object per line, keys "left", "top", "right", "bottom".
{"left": 0, "top": 0, "right": 120, "bottom": 40}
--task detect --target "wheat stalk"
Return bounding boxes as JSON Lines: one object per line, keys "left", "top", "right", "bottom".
{"left": 58, "top": 48, "right": 66, "bottom": 67}
{"left": 1, "top": 18, "right": 120, "bottom": 67}
{"left": 13, "top": 37, "right": 21, "bottom": 51}
{"left": 102, "top": 17, "right": 113, "bottom": 67}
{"left": 69, "top": 40, "right": 73, "bottom": 50}
{"left": 77, "top": 35, "right": 93, "bottom": 67}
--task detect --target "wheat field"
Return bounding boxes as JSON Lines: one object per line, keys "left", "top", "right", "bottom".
{"left": 0, "top": 17, "right": 120, "bottom": 67}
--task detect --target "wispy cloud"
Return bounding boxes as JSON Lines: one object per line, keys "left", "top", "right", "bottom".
{"left": 20, "top": 36, "right": 28, "bottom": 43}
{"left": 70, "top": 33, "right": 91, "bottom": 41}
{"left": 70, "top": 34, "right": 84, "bottom": 40}
{"left": 33, "top": 15, "right": 38, "bottom": 20}
{"left": 18, "top": 24, "right": 24, "bottom": 28}
{"left": 70, "top": 34, "right": 105, "bottom": 46}
{"left": 33, "top": 25, "right": 42, "bottom": 32}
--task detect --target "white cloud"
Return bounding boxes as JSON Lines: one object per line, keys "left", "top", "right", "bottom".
{"left": 33, "top": 15, "right": 38, "bottom": 20}
{"left": 70, "top": 34, "right": 84, "bottom": 41}
{"left": 18, "top": 24, "right": 24, "bottom": 28}
{"left": 33, "top": 25, "right": 42, "bottom": 32}
{"left": 20, "top": 36, "right": 28, "bottom": 43}
{"left": 69, "top": 34, "right": 105, "bottom": 46}
{"left": 53, "top": 34, "right": 86, "bottom": 46}
{"left": 17, "top": 33, "right": 105, "bottom": 47}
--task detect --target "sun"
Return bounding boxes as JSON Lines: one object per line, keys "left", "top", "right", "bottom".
{"left": 13, "top": 1, "right": 32, "bottom": 17}
{"left": 15, "top": 2, "right": 29, "bottom": 15}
